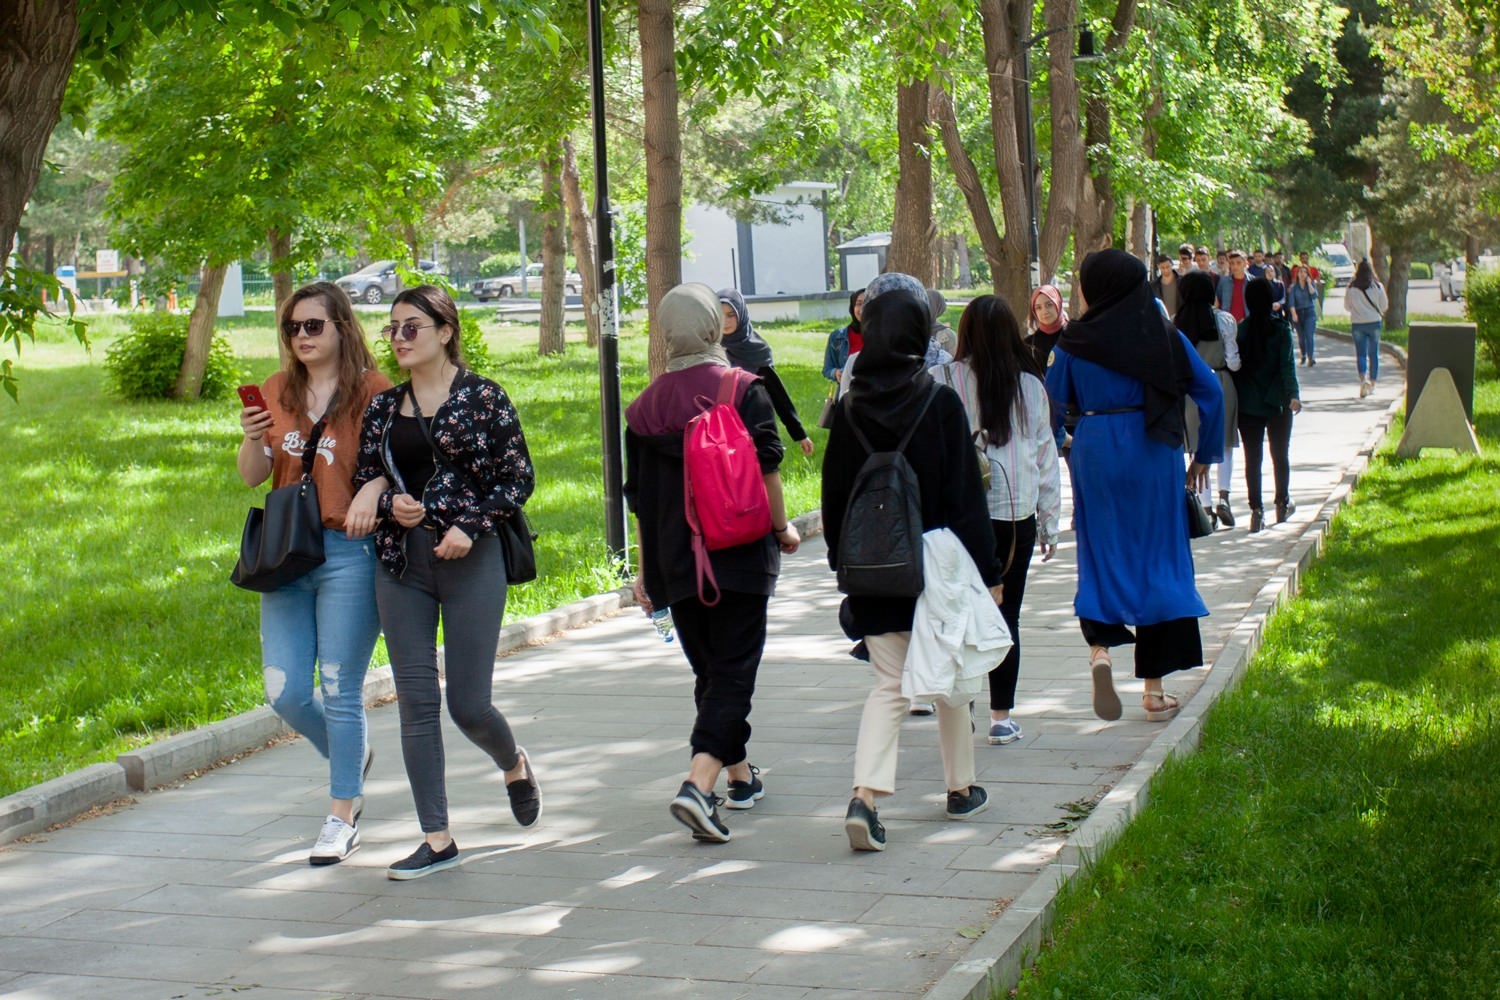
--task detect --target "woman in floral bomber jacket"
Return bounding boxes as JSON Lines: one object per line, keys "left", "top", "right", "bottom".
{"left": 349, "top": 285, "right": 541, "bottom": 881}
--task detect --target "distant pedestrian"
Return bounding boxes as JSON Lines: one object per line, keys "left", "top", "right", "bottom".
{"left": 352, "top": 285, "right": 541, "bottom": 880}
{"left": 823, "top": 289, "right": 864, "bottom": 386}
{"left": 1173, "top": 271, "right": 1241, "bottom": 529}
{"left": 1215, "top": 250, "right": 1251, "bottom": 322}
{"left": 236, "top": 281, "right": 391, "bottom": 866}
{"left": 1233, "top": 278, "right": 1302, "bottom": 532}
{"left": 1287, "top": 264, "right": 1320, "bottom": 365}
{"left": 1026, "top": 284, "right": 1067, "bottom": 372}
{"left": 626, "top": 283, "right": 800, "bottom": 844}
{"left": 1151, "top": 254, "right": 1181, "bottom": 315}
{"left": 1343, "top": 260, "right": 1388, "bottom": 398}
{"left": 1045, "top": 250, "right": 1224, "bottom": 724}
{"left": 718, "top": 288, "right": 816, "bottom": 457}
{"left": 927, "top": 288, "right": 958, "bottom": 364}
{"left": 1195, "top": 246, "right": 1213, "bottom": 274}
{"left": 1177, "top": 243, "right": 1195, "bottom": 273}
{"left": 932, "top": 295, "right": 1061, "bottom": 746}
{"left": 822, "top": 278, "right": 1001, "bottom": 851}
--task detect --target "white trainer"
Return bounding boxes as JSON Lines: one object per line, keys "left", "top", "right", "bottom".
{"left": 310, "top": 814, "right": 360, "bottom": 866}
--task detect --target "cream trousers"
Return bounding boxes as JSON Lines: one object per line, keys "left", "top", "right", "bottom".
{"left": 853, "top": 631, "right": 976, "bottom": 797}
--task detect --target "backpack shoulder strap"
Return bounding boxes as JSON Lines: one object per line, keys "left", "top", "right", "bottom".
{"left": 896, "top": 383, "right": 942, "bottom": 453}
{"left": 715, "top": 367, "right": 743, "bottom": 407}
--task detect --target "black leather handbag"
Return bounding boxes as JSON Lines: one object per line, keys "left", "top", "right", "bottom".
{"left": 231, "top": 406, "right": 333, "bottom": 592}
{"left": 1185, "top": 486, "right": 1215, "bottom": 539}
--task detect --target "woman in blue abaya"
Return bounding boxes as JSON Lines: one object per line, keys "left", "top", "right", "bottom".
{"left": 1045, "top": 250, "right": 1224, "bottom": 724}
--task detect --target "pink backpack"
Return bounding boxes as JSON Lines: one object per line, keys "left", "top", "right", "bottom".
{"left": 683, "top": 369, "right": 772, "bottom": 605}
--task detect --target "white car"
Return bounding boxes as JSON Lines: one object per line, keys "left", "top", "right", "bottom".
{"left": 1319, "top": 243, "right": 1356, "bottom": 288}
{"left": 473, "top": 263, "right": 581, "bottom": 300}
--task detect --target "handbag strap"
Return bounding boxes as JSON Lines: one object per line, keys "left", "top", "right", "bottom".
{"left": 404, "top": 378, "right": 483, "bottom": 497}
{"left": 298, "top": 392, "right": 337, "bottom": 482}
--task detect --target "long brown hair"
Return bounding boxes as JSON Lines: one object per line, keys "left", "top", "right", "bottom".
{"left": 955, "top": 294, "right": 1040, "bottom": 447}
{"left": 391, "top": 285, "right": 464, "bottom": 369}
{"left": 276, "top": 281, "right": 378, "bottom": 426}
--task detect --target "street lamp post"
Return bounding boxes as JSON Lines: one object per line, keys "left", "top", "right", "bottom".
{"left": 1019, "top": 25, "right": 1097, "bottom": 293}
{"left": 587, "top": 0, "right": 628, "bottom": 566}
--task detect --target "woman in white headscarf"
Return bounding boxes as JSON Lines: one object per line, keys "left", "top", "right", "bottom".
{"left": 625, "top": 283, "right": 801, "bottom": 845}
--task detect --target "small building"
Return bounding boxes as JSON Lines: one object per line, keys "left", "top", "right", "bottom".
{"left": 681, "top": 182, "right": 835, "bottom": 296}
{"left": 835, "top": 232, "right": 891, "bottom": 292}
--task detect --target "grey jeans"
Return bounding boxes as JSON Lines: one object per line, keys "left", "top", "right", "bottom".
{"left": 377, "top": 531, "right": 519, "bottom": 833}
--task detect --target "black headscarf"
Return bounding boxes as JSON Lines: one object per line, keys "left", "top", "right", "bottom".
{"left": 847, "top": 290, "right": 863, "bottom": 333}
{"left": 1237, "top": 277, "right": 1278, "bottom": 373}
{"left": 716, "top": 288, "right": 774, "bottom": 371}
{"left": 848, "top": 288, "right": 936, "bottom": 436}
{"left": 1058, "top": 249, "right": 1195, "bottom": 448}
{"left": 1173, "top": 270, "right": 1219, "bottom": 345}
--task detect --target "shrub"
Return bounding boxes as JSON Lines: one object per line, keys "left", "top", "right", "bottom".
{"left": 103, "top": 311, "right": 242, "bottom": 400}
{"left": 374, "top": 309, "right": 493, "bottom": 383}
{"left": 1410, "top": 261, "right": 1432, "bottom": 280}
{"left": 1464, "top": 268, "right": 1500, "bottom": 371}
{"left": 479, "top": 252, "right": 522, "bottom": 276}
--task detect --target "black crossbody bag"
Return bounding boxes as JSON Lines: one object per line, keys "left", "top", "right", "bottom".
{"left": 406, "top": 384, "right": 538, "bottom": 584}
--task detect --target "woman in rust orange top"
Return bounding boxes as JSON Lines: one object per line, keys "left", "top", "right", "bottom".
{"left": 236, "top": 281, "right": 391, "bottom": 866}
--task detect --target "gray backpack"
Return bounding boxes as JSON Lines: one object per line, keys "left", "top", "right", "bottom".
{"left": 835, "top": 385, "right": 939, "bottom": 597}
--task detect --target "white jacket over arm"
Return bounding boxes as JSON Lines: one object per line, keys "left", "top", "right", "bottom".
{"left": 904, "top": 529, "right": 1013, "bottom": 706}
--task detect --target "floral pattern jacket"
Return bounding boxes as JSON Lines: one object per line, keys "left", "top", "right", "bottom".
{"left": 355, "top": 369, "right": 534, "bottom": 576}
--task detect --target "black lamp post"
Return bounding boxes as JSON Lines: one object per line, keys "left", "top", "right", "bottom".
{"left": 1020, "top": 26, "right": 1099, "bottom": 292}
{"left": 586, "top": 0, "right": 628, "bottom": 566}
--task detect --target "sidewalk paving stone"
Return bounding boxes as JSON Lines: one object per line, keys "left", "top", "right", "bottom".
{"left": 0, "top": 334, "right": 1399, "bottom": 998}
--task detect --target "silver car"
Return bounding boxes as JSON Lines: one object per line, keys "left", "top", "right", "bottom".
{"left": 473, "top": 263, "right": 582, "bottom": 300}
{"left": 335, "top": 259, "right": 441, "bottom": 305}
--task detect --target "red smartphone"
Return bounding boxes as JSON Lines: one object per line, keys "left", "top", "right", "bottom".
{"left": 237, "top": 384, "right": 267, "bottom": 411}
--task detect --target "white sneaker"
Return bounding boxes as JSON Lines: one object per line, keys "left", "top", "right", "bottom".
{"left": 1359, "top": 380, "right": 1372, "bottom": 398}
{"left": 310, "top": 814, "right": 360, "bottom": 866}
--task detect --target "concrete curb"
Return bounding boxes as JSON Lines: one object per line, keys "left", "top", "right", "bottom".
{"left": 922, "top": 388, "right": 1408, "bottom": 1000}
{"left": 1, "top": 508, "right": 828, "bottom": 846}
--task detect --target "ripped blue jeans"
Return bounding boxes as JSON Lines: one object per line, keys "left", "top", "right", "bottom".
{"left": 260, "top": 530, "right": 380, "bottom": 800}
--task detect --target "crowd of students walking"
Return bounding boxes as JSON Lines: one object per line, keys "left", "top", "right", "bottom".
{"left": 231, "top": 242, "right": 1363, "bottom": 869}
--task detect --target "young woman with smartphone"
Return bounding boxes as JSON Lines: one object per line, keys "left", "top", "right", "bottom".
{"left": 350, "top": 285, "right": 540, "bottom": 880}
{"left": 236, "top": 281, "right": 392, "bottom": 865}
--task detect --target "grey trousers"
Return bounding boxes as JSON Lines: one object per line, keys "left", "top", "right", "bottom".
{"left": 377, "top": 531, "right": 519, "bottom": 833}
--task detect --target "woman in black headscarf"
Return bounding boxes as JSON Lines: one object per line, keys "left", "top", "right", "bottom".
{"left": 1174, "top": 269, "right": 1241, "bottom": 528}
{"left": 717, "top": 288, "right": 815, "bottom": 457}
{"left": 821, "top": 281, "right": 1001, "bottom": 852}
{"left": 1232, "top": 277, "right": 1301, "bottom": 532}
{"left": 1045, "top": 250, "right": 1224, "bottom": 725}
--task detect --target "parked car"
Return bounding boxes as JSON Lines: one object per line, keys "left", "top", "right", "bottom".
{"left": 473, "top": 262, "right": 582, "bottom": 300}
{"left": 335, "top": 259, "right": 441, "bottom": 305}
{"left": 1318, "top": 243, "right": 1356, "bottom": 288}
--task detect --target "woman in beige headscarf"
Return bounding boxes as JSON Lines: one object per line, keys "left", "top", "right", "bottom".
{"left": 624, "top": 283, "right": 801, "bottom": 844}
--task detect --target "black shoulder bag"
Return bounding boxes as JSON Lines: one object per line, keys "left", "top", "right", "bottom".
{"left": 407, "top": 383, "right": 538, "bottom": 584}
{"left": 231, "top": 398, "right": 335, "bottom": 592}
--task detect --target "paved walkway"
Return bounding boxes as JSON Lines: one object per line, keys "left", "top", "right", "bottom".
{"left": 0, "top": 336, "right": 1398, "bottom": 1000}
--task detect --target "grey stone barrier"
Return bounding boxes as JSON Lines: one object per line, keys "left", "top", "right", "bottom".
{"left": 921, "top": 390, "right": 1408, "bottom": 1000}
{"left": 0, "top": 511, "right": 828, "bottom": 846}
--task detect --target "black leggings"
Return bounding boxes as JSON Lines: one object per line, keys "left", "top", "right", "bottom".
{"left": 378, "top": 532, "right": 519, "bottom": 834}
{"left": 1238, "top": 410, "right": 1294, "bottom": 510}
{"left": 989, "top": 517, "right": 1037, "bottom": 711}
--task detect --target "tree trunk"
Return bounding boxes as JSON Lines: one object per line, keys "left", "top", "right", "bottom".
{"left": 1074, "top": 0, "right": 1140, "bottom": 263}
{"left": 560, "top": 136, "right": 601, "bottom": 348}
{"left": 888, "top": 79, "right": 935, "bottom": 284}
{"left": 172, "top": 261, "right": 228, "bottom": 399}
{"left": 639, "top": 0, "right": 682, "bottom": 378}
{"left": 1127, "top": 198, "right": 1151, "bottom": 259}
{"left": 956, "top": 236, "right": 973, "bottom": 288}
{"left": 267, "top": 228, "right": 294, "bottom": 313}
{"left": 0, "top": 0, "right": 78, "bottom": 265}
{"left": 1370, "top": 237, "right": 1390, "bottom": 284}
{"left": 1384, "top": 244, "right": 1412, "bottom": 331}
{"left": 1038, "top": 0, "right": 1085, "bottom": 283}
{"left": 537, "top": 152, "right": 567, "bottom": 356}
{"left": 932, "top": 82, "right": 1009, "bottom": 295}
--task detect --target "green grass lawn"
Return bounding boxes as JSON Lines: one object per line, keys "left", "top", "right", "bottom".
{"left": 1012, "top": 359, "right": 1500, "bottom": 996}
{"left": 0, "top": 310, "right": 838, "bottom": 797}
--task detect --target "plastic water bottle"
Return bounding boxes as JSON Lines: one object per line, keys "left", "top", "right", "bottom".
{"left": 650, "top": 607, "right": 675, "bottom": 643}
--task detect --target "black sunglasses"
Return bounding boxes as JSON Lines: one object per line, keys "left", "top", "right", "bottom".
{"left": 282, "top": 317, "right": 333, "bottom": 338}
{"left": 382, "top": 320, "right": 436, "bottom": 342}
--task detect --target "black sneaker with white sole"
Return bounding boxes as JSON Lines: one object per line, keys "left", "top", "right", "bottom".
{"left": 945, "top": 784, "right": 989, "bottom": 820}
{"left": 724, "top": 765, "right": 764, "bottom": 810}
{"left": 386, "top": 840, "right": 460, "bottom": 880}
{"left": 309, "top": 814, "right": 360, "bottom": 866}
{"left": 669, "top": 781, "right": 731, "bottom": 842}
{"left": 844, "top": 797, "right": 886, "bottom": 852}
